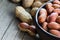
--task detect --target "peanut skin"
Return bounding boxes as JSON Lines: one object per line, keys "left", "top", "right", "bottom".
{"left": 53, "top": 4, "right": 60, "bottom": 8}
{"left": 50, "top": 30, "right": 60, "bottom": 38}
{"left": 46, "top": 3, "right": 54, "bottom": 13}
{"left": 53, "top": 0, "right": 60, "bottom": 5}
{"left": 18, "top": 22, "right": 36, "bottom": 36}
{"left": 39, "top": 8, "right": 47, "bottom": 15}
{"left": 29, "top": 25, "right": 36, "bottom": 33}
{"left": 47, "top": 12, "right": 58, "bottom": 22}
{"left": 42, "top": 22, "right": 48, "bottom": 31}
{"left": 53, "top": 8, "right": 60, "bottom": 14}
{"left": 19, "top": 22, "right": 29, "bottom": 29}
{"left": 48, "top": 22, "right": 60, "bottom": 30}
{"left": 56, "top": 16, "right": 60, "bottom": 23}
{"left": 38, "top": 8, "right": 47, "bottom": 23}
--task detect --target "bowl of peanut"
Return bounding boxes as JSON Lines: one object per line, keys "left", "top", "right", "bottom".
{"left": 36, "top": 0, "right": 60, "bottom": 40}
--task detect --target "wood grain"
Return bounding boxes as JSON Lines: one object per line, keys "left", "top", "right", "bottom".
{"left": 1, "top": 19, "right": 23, "bottom": 40}
{"left": 0, "top": 0, "right": 16, "bottom": 39}
{"left": 23, "top": 33, "right": 35, "bottom": 40}
{"left": 14, "top": 31, "right": 25, "bottom": 40}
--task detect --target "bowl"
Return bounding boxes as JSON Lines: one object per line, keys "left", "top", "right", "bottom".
{"left": 35, "top": 0, "right": 60, "bottom": 40}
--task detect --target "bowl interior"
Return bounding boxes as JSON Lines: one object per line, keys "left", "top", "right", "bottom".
{"left": 35, "top": 0, "right": 60, "bottom": 38}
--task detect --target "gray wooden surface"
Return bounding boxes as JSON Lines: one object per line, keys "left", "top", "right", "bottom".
{"left": 0, "top": 0, "right": 35, "bottom": 40}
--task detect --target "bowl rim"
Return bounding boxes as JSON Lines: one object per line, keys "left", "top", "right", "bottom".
{"left": 35, "top": 0, "right": 60, "bottom": 38}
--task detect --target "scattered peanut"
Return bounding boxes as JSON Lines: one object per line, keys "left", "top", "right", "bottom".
{"left": 32, "top": 1, "right": 42, "bottom": 8}
{"left": 30, "top": 7, "right": 38, "bottom": 17}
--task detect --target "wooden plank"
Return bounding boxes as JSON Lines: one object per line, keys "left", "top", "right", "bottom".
{"left": 0, "top": 0, "right": 17, "bottom": 39}
{"left": 0, "top": 0, "right": 10, "bottom": 15}
{"left": 0, "top": 0, "right": 3, "bottom": 4}
{"left": 14, "top": 31, "right": 25, "bottom": 40}
{"left": 23, "top": 34, "right": 35, "bottom": 40}
{"left": 0, "top": 0, "right": 16, "bottom": 16}
{"left": 2, "top": 19, "right": 24, "bottom": 40}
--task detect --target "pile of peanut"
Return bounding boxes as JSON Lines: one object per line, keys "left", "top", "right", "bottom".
{"left": 38, "top": 0, "right": 60, "bottom": 38}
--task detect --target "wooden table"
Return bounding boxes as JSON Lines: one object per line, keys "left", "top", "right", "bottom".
{"left": 0, "top": 0, "right": 35, "bottom": 40}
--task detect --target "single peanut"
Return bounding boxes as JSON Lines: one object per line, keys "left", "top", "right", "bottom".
{"left": 38, "top": 8, "right": 47, "bottom": 23}
{"left": 46, "top": 3, "right": 54, "bottom": 13}
{"left": 50, "top": 30, "right": 60, "bottom": 38}
{"left": 56, "top": 16, "right": 60, "bottom": 23}
{"left": 47, "top": 12, "right": 58, "bottom": 22}
{"left": 42, "top": 22, "right": 48, "bottom": 31}
{"left": 53, "top": 8, "right": 60, "bottom": 14}
{"left": 53, "top": 0, "right": 60, "bottom": 5}
{"left": 53, "top": 4, "right": 60, "bottom": 8}
{"left": 48, "top": 22, "right": 60, "bottom": 30}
